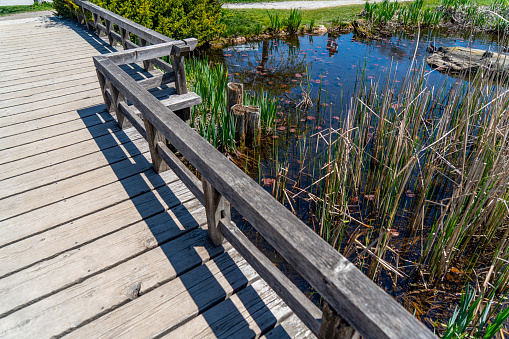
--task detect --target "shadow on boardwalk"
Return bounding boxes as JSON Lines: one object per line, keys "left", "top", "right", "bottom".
{"left": 70, "top": 17, "right": 291, "bottom": 337}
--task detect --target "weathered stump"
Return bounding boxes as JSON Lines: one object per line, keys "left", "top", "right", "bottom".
{"left": 427, "top": 47, "right": 509, "bottom": 79}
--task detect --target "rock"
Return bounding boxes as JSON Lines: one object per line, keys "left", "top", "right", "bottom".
{"left": 312, "top": 25, "right": 328, "bottom": 35}
{"left": 231, "top": 36, "right": 247, "bottom": 45}
{"left": 427, "top": 47, "right": 509, "bottom": 78}
{"left": 352, "top": 20, "right": 375, "bottom": 39}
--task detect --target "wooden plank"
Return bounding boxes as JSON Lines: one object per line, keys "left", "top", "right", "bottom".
{"left": 0, "top": 193, "right": 202, "bottom": 278}
{"left": 106, "top": 39, "right": 197, "bottom": 65}
{"left": 0, "top": 126, "right": 141, "bottom": 181}
{"left": 0, "top": 169, "right": 179, "bottom": 248}
{"left": 63, "top": 249, "right": 258, "bottom": 339}
{"left": 261, "top": 314, "right": 316, "bottom": 339}
{"left": 0, "top": 226, "right": 229, "bottom": 338}
{"left": 1, "top": 56, "right": 98, "bottom": 79}
{"left": 165, "top": 279, "right": 293, "bottom": 338}
{"left": 0, "top": 119, "right": 120, "bottom": 165}
{"left": 0, "top": 186, "right": 200, "bottom": 317}
{"left": 0, "top": 74, "right": 98, "bottom": 101}
{"left": 0, "top": 88, "right": 102, "bottom": 118}
{"left": 220, "top": 219, "right": 321, "bottom": 336}
{"left": 0, "top": 69, "right": 97, "bottom": 95}
{"left": 0, "top": 135, "right": 147, "bottom": 202}
{"left": 0, "top": 152, "right": 155, "bottom": 222}
{"left": 0, "top": 108, "right": 109, "bottom": 140}
{"left": 0, "top": 81, "right": 99, "bottom": 110}
{"left": 0, "top": 65, "right": 98, "bottom": 90}
{"left": 95, "top": 56, "right": 437, "bottom": 339}
{"left": 0, "top": 46, "right": 112, "bottom": 71}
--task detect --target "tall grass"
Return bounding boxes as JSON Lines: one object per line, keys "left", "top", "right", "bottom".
{"left": 185, "top": 58, "right": 279, "bottom": 153}
{"left": 258, "top": 62, "right": 509, "bottom": 334}
{"left": 286, "top": 9, "right": 302, "bottom": 34}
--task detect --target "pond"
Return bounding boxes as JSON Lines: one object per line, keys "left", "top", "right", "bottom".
{"left": 202, "top": 29, "right": 508, "bottom": 331}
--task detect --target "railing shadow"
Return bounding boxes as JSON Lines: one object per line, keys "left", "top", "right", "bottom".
{"left": 66, "top": 17, "right": 288, "bottom": 338}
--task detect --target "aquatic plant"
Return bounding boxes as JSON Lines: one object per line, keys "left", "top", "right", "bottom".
{"left": 185, "top": 58, "right": 279, "bottom": 152}
{"left": 286, "top": 8, "right": 302, "bottom": 34}
{"left": 267, "top": 10, "right": 282, "bottom": 33}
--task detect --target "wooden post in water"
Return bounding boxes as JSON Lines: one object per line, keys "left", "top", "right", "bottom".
{"left": 227, "top": 82, "right": 243, "bottom": 114}
{"left": 318, "top": 301, "right": 359, "bottom": 339}
{"left": 202, "top": 178, "right": 230, "bottom": 246}
{"left": 230, "top": 104, "right": 260, "bottom": 148}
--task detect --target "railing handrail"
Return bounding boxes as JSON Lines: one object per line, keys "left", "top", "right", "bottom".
{"left": 70, "top": 1, "right": 439, "bottom": 336}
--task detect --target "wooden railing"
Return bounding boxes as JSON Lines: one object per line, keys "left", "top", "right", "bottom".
{"left": 71, "top": 2, "right": 438, "bottom": 338}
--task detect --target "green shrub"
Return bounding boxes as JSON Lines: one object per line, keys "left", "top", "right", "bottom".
{"left": 53, "top": 0, "right": 224, "bottom": 43}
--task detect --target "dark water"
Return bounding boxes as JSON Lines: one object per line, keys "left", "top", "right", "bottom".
{"left": 203, "top": 30, "right": 505, "bottom": 329}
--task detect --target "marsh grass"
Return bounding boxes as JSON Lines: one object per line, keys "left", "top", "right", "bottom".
{"left": 185, "top": 58, "right": 279, "bottom": 153}
{"left": 254, "top": 59, "right": 509, "bottom": 334}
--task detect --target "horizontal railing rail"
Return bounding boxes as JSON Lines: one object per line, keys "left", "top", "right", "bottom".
{"left": 68, "top": 2, "right": 439, "bottom": 337}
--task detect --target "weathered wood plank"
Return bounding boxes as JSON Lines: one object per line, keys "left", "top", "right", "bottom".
{"left": 220, "top": 219, "right": 321, "bottom": 336}
{"left": 157, "top": 142, "right": 204, "bottom": 205}
{"left": 0, "top": 81, "right": 99, "bottom": 110}
{"left": 0, "top": 119, "right": 140, "bottom": 181}
{"left": 0, "top": 119, "right": 120, "bottom": 165}
{"left": 0, "top": 226, "right": 228, "bottom": 338}
{"left": 0, "top": 134, "right": 146, "bottom": 198}
{"left": 261, "top": 314, "right": 316, "bottom": 339}
{"left": 0, "top": 191, "right": 202, "bottom": 279}
{"left": 0, "top": 74, "right": 98, "bottom": 101}
{"left": 0, "top": 169, "right": 179, "bottom": 248}
{"left": 165, "top": 279, "right": 293, "bottom": 338}
{"left": 106, "top": 39, "right": 197, "bottom": 65}
{"left": 0, "top": 184, "right": 199, "bottom": 317}
{"left": 60, "top": 249, "right": 258, "bottom": 339}
{"left": 0, "top": 153, "right": 155, "bottom": 222}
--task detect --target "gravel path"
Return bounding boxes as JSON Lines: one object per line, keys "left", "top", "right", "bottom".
{"left": 222, "top": 0, "right": 411, "bottom": 9}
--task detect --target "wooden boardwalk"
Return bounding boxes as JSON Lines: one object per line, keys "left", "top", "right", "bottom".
{"left": 0, "top": 13, "right": 313, "bottom": 338}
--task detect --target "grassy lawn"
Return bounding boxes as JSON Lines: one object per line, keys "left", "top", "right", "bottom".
{"left": 220, "top": 0, "right": 498, "bottom": 36}
{"left": 0, "top": 2, "right": 53, "bottom": 17}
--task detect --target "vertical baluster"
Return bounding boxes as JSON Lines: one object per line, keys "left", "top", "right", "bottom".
{"left": 144, "top": 121, "right": 170, "bottom": 173}
{"left": 104, "top": 19, "right": 115, "bottom": 46}
{"left": 81, "top": 7, "right": 92, "bottom": 30}
{"left": 110, "top": 86, "right": 131, "bottom": 129}
{"left": 96, "top": 70, "right": 113, "bottom": 113}
{"left": 139, "top": 38, "right": 154, "bottom": 71}
{"left": 202, "top": 178, "right": 229, "bottom": 246}
{"left": 318, "top": 301, "right": 359, "bottom": 339}
{"left": 119, "top": 27, "right": 130, "bottom": 50}
{"left": 170, "top": 45, "right": 191, "bottom": 123}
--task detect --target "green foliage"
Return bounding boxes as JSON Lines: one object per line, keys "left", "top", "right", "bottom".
{"left": 53, "top": 0, "right": 224, "bottom": 43}
{"left": 442, "top": 287, "right": 509, "bottom": 338}
{"left": 285, "top": 8, "right": 302, "bottom": 34}
{"left": 267, "top": 10, "right": 282, "bottom": 32}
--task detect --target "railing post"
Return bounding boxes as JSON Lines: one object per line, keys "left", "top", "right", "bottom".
{"left": 93, "top": 13, "right": 104, "bottom": 37}
{"left": 81, "top": 7, "right": 92, "bottom": 31}
{"left": 318, "top": 301, "right": 359, "bottom": 339}
{"left": 96, "top": 70, "right": 113, "bottom": 112}
{"left": 119, "top": 27, "right": 130, "bottom": 50}
{"left": 104, "top": 19, "right": 116, "bottom": 46}
{"left": 139, "top": 38, "right": 154, "bottom": 71}
{"left": 202, "top": 178, "right": 229, "bottom": 246}
{"left": 110, "top": 86, "right": 131, "bottom": 129}
{"left": 144, "top": 121, "right": 170, "bottom": 173}
{"left": 171, "top": 45, "right": 191, "bottom": 123}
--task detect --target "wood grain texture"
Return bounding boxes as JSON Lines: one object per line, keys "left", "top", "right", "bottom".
{"left": 0, "top": 226, "right": 229, "bottom": 339}
{"left": 63, "top": 249, "right": 257, "bottom": 339}
{"left": 0, "top": 185, "right": 200, "bottom": 316}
